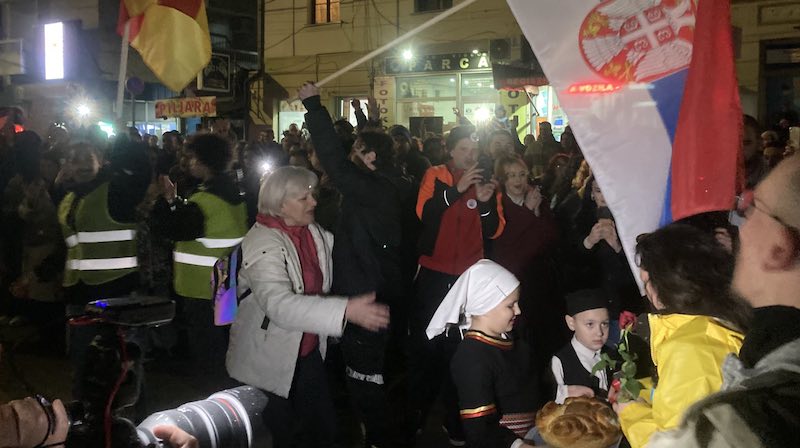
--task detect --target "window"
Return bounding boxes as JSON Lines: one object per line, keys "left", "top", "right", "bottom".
{"left": 312, "top": 0, "right": 340, "bottom": 24}
{"left": 415, "top": 0, "right": 452, "bottom": 13}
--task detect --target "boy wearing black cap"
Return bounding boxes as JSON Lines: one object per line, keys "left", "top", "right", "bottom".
{"left": 551, "top": 288, "right": 616, "bottom": 404}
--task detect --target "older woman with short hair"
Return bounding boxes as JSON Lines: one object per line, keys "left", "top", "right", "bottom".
{"left": 226, "top": 166, "right": 389, "bottom": 448}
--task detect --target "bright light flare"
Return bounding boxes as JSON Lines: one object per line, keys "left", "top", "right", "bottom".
{"left": 44, "top": 22, "right": 64, "bottom": 80}
{"left": 473, "top": 108, "right": 491, "bottom": 123}
{"left": 402, "top": 49, "right": 413, "bottom": 61}
{"left": 76, "top": 104, "right": 90, "bottom": 117}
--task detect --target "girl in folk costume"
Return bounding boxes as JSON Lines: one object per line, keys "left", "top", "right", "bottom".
{"left": 427, "top": 259, "right": 539, "bottom": 448}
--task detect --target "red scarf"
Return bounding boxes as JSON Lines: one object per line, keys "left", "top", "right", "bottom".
{"left": 257, "top": 213, "right": 321, "bottom": 357}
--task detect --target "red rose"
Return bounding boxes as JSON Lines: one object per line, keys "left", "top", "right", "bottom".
{"left": 619, "top": 311, "right": 637, "bottom": 330}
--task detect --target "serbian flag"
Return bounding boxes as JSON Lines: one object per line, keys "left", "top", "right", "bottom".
{"left": 117, "top": 0, "right": 211, "bottom": 92}
{"left": 506, "top": 0, "right": 741, "bottom": 278}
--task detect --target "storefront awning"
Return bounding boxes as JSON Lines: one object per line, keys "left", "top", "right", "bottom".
{"left": 492, "top": 62, "right": 548, "bottom": 91}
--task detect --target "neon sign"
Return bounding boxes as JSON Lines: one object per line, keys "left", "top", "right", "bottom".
{"left": 566, "top": 83, "right": 621, "bottom": 94}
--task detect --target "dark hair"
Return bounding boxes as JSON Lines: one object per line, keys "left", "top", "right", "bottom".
{"left": 185, "top": 133, "right": 232, "bottom": 174}
{"left": 388, "top": 125, "right": 412, "bottom": 144}
{"left": 14, "top": 131, "right": 43, "bottom": 182}
{"left": 446, "top": 125, "right": 476, "bottom": 151}
{"left": 333, "top": 119, "right": 354, "bottom": 137}
{"left": 359, "top": 131, "right": 396, "bottom": 171}
{"left": 422, "top": 136, "right": 445, "bottom": 164}
{"left": 636, "top": 223, "right": 751, "bottom": 331}
{"left": 743, "top": 114, "right": 761, "bottom": 134}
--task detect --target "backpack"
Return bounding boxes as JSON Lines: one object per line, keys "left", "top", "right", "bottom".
{"left": 211, "top": 243, "right": 251, "bottom": 326}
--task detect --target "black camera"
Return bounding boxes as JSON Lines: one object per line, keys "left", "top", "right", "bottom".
{"left": 61, "top": 296, "right": 271, "bottom": 447}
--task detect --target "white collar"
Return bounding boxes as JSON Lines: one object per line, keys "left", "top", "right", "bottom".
{"left": 571, "top": 335, "right": 601, "bottom": 361}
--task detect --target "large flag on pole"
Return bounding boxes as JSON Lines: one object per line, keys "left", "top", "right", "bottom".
{"left": 506, "top": 0, "right": 741, "bottom": 278}
{"left": 117, "top": 0, "right": 211, "bottom": 92}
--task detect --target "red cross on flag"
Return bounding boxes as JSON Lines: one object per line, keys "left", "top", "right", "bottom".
{"left": 117, "top": 0, "right": 211, "bottom": 92}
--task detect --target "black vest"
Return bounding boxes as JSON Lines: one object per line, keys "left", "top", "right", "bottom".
{"left": 554, "top": 343, "right": 615, "bottom": 397}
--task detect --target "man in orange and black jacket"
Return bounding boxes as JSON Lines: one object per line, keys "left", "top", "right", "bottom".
{"left": 408, "top": 125, "right": 505, "bottom": 445}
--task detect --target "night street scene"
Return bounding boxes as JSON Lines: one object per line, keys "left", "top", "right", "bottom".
{"left": 1, "top": 0, "right": 800, "bottom": 447}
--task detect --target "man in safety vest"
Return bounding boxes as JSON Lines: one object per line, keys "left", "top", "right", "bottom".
{"left": 56, "top": 138, "right": 151, "bottom": 400}
{"left": 153, "top": 133, "right": 247, "bottom": 391}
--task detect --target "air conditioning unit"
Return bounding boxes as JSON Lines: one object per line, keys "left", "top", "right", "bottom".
{"left": 0, "top": 39, "right": 25, "bottom": 75}
{"left": 490, "top": 36, "right": 526, "bottom": 62}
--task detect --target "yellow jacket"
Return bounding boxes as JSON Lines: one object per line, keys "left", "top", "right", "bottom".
{"left": 619, "top": 313, "right": 744, "bottom": 448}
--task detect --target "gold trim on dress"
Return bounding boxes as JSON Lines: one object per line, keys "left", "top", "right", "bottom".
{"left": 460, "top": 404, "right": 497, "bottom": 419}
{"left": 465, "top": 330, "right": 513, "bottom": 350}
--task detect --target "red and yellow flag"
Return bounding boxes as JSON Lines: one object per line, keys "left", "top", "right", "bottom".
{"left": 117, "top": 0, "right": 211, "bottom": 92}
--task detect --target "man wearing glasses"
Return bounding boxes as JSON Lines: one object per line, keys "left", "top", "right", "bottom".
{"left": 648, "top": 156, "right": 800, "bottom": 447}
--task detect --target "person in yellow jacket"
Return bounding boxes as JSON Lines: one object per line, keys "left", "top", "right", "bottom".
{"left": 152, "top": 133, "right": 247, "bottom": 392}
{"left": 613, "top": 223, "right": 752, "bottom": 448}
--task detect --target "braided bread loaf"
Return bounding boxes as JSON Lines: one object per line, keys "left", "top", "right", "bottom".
{"left": 535, "top": 397, "right": 621, "bottom": 448}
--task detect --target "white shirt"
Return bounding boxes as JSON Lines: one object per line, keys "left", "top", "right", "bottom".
{"left": 551, "top": 336, "right": 609, "bottom": 404}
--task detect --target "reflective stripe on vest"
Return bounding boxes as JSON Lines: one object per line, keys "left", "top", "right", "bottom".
{"left": 58, "top": 182, "right": 139, "bottom": 286}
{"left": 174, "top": 251, "right": 219, "bottom": 267}
{"left": 67, "top": 257, "right": 138, "bottom": 271}
{"left": 65, "top": 230, "right": 136, "bottom": 247}
{"left": 196, "top": 237, "right": 244, "bottom": 249}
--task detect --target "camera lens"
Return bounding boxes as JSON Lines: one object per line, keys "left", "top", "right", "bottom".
{"left": 136, "top": 386, "right": 270, "bottom": 448}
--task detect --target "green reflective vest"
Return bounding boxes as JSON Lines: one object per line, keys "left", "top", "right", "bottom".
{"left": 58, "top": 182, "right": 138, "bottom": 287}
{"left": 173, "top": 191, "right": 248, "bottom": 299}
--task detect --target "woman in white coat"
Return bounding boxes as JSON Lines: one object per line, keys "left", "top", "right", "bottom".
{"left": 226, "top": 166, "right": 389, "bottom": 447}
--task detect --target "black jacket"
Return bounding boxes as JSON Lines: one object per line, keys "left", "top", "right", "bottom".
{"left": 152, "top": 173, "right": 244, "bottom": 241}
{"left": 303, "top": 95, "right": 411, "bottom": 299}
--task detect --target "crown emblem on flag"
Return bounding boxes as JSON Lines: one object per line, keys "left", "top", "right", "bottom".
{"left": 578, "top": 0, "right": 696, "bottom": 84}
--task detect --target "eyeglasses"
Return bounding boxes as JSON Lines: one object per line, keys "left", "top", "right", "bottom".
{"left": 736, "top": 189, "right": 800, "bottom": 234}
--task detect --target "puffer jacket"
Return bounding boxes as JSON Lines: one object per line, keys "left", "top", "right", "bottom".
{"left": 619, "top": 313, "right": 744, "bottom": 448}
{"left": 647, "top": 337, "right": 800, "bottom": 448}
{"left": 226, "top": 221, "right": 349, "bottom": 398}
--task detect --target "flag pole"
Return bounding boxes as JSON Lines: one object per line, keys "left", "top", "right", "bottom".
{"left": 316, "top": 0, "right": 481, "bottom": 87}
{"left": 116, "top": 20, "right": 131, "bottom": 120}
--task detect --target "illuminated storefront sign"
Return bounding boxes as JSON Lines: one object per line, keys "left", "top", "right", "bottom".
{"left": 385, "top": 52, "right": 491, "bottom": 75}
{"left": 155, "top": 96, "right": 217, "bottom": 118}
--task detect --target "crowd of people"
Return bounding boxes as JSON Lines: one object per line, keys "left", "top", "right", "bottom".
{"left": 0, "top": 88, "right": 799, "bottom": 448}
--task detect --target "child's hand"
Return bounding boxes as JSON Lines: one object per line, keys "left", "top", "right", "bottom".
{"left": 607, "top": 379, "right": 620, "bottom": 403}
{"left": 613, "top": 397, "right": 645, "bottom": 415}
{"left": 567, "top": 385, "right": 595, "bottom": 399}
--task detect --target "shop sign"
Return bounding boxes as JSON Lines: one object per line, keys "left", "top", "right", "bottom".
{"left": 385, "top": 52, "right": 491, "bottom": 75}
{"left": 197, "top": 53, "right": 231, "bottom": 93}
{"left": 155, "top": 96, "right": 217, "bottom": 118}
{"left": 373, "top": 76, "right": 396, "bottom": 126}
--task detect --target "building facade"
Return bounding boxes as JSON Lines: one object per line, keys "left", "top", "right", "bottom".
{"left": 731, "top": 0, "right": 800, "bottom": 127}
{"left": 0, "top": 0, "right": 260, "bottom": 139}
{"left": 262, "top": 0, "right": 800, "bottom": 136}
{"left": 262, "top": 0, "right": 557, "bottom": 137}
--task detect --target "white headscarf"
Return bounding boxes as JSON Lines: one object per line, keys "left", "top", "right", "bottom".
{"left": 426, "top": 259, "right": 520, "bottom": 340}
